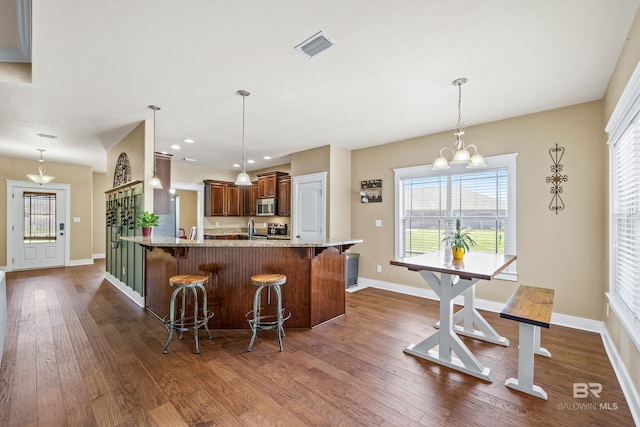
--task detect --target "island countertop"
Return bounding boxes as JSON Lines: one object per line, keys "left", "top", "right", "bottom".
{"left": 121, "top": 235, "right": 363, "bottom": 248}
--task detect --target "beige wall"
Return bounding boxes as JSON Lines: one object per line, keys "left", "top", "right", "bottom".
{"left": 289, "top": 145, "right": 352, "bottom": 239}
{"left": 176, "top": 189, "right": 198, "bottom": 233}
{"left": 352, "top": 100, "right": 606, "bottom": 320}
{"left": 0, "top": 157, "right": 94, "bottom": 265}
{"left": 329, "top": 145, "right": 351, "bottom": 239}
{"left": 603, "top": 7, "right": 640, "bottom": 404}
{"left": 106, "top": 121, "right": 146, "bottom": 186}
{"left": 92, "top": 172, "right": 107, "bottom": 256}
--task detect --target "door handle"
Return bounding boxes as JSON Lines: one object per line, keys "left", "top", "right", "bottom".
{"left": 59, "top": 223, "right": 65, "bottom": 236}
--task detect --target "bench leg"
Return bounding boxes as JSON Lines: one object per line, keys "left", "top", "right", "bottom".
{"left": 505, "top": 323, "right": 548, "bottom": 400}
{"left": 534, "top": 325, "right": 551, "bottom": 357}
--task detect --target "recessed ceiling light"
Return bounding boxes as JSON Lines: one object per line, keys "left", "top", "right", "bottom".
{"left": 37, "top": 133, "right": 57, "bottom": 139}
{"left": 263, "top": 156, "right": 271, "bottom": 160}
{"left": 247, "top": 159, "right": 255, "bottom": 164}
{"left": 171, "top": 144, "right": 181, "bottom": 150}
{"left": 233, "top": 163, "right": 240, "bottom": 168}
{"left": 184, "top": 138, "right": 195, "bottom": 144}
{"left": 183, "top": 158, "right": 196, "bottom": 162}
{"left": 160, "top": 151, "right": 168, "bottom": 154}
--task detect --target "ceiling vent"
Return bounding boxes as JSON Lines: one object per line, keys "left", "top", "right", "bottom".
{"left": 295, "top": 31, "right": 336, "bottom": 59}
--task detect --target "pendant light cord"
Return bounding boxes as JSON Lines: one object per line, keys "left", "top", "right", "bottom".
{"left": 242, "top": 93, "right": 246, "bottom": 173}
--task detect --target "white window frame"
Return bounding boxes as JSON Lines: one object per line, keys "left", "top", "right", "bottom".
{"left": 605, "top": 62, "right": 640, "bottom": 351}
{"left": 394, "top": 153, "right": 518, "bottom": 281}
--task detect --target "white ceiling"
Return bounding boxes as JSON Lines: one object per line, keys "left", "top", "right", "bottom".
{"left": 0, "top": 0, "right": 638, "bottom": 174}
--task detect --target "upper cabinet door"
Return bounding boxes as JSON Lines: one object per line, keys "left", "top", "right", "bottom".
{"left": 277, "top": 176, "right": 291, "bottom": 216}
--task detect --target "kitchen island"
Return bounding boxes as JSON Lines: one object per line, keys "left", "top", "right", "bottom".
{"left": 121, "top": 236, "right": 362, "bottom": 329}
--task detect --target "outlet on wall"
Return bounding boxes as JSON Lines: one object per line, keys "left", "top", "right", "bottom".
{"left": 376, "top": 265, "right": 382, "bottom": 273}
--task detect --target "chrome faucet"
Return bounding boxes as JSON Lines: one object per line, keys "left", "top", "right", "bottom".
{"left": 248, "top": 217, "right": 256, "bottom": 239}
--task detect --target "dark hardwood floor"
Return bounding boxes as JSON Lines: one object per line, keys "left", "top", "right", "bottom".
{"left": 0, "top": 261, "right": 635, "bottom": 426}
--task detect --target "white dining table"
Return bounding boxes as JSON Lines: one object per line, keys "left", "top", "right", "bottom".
{"left": 390, "top": 251, "right": 517, "bottom": 382}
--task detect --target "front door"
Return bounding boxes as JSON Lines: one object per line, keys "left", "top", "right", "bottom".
{"left": 11, "top": 186, "right": 67, "bottom": 270}
{"left": 292, "top": 172, "right": 326, "bottom": 241}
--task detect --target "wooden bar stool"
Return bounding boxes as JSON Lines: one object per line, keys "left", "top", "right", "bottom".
{"left": 163, "top": 274, "right": 214, "bottom": 354}
{"left": 246, "top": 273, "right": 291, "bottom": 352}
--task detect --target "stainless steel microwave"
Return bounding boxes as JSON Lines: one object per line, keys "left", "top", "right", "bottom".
{"left": 256, "top": 198, "right": 276, "bottom": 216}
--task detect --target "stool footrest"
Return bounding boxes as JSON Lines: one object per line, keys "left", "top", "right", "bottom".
{"left": 164, "top": 312, "right": 214, "bottom": 333}
{"left": 245, "top": 309, "right": 291, "bottom": 330}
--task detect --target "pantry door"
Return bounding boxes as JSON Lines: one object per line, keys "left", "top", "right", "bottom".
{"left": 292, "top": 172, "right": 326, "bottom": 241}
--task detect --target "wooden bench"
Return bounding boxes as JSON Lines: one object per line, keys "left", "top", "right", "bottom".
{"left": 500, "top": 284, "right": 555, "bottom": 400}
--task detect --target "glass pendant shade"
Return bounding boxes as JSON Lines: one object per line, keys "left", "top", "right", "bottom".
{"left": 432, "top": 155, "right": 451, "bottom": 170}
{"left": 451, "top": 147, "right": 471, "bottom": 164}
{"left": 148, "top": 176, "right": 163, "bottom": 188}
{"left": 234, "top": 172, "right": 251, "bottom": 186}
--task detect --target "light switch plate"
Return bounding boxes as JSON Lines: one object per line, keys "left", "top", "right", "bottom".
{"left": 375, "top": 219, "right": 382, "bottom": 227}
{"left": 73, "top": 217, "right": 80, "bottom": 222}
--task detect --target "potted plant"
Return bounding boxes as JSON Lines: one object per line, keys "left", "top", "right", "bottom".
{"left": 443, "top": 219, "right": 477, "bottom": 260}
{"left": 135, "top": 211, "right": 159, "bottom": 237}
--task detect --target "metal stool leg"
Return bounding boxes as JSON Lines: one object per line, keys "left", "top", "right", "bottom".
{"left": 178, "top": 286, "right": 187, "bottom": 340}
{"left": 247, "top": 284, "right": 264, "bottom": 352}
{"left": 163, "top": 286, "right": 183, "bottom": 354}
{"left": 192, "top": 286, "right": 200, "bottom": 354}
{"left": 197, "top": 283, "right": 213, "bottom": 340}
{"left": 274, "top": 284, "right": 284, "bottom": 352}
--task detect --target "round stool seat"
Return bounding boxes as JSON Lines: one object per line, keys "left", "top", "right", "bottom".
{"left": 163, "top": 274, "right": 213, "bottom": 354}
{"left": 170, "top": 274, "right": 209, "bottom": 286}
{"left": 251, "top": 273, "right": 286, "bottom": 287}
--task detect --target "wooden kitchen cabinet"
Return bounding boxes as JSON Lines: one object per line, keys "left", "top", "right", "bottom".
{"left": 243, "top": 182, "right": 258, "bottom": 216}
{"left": 277, "top": 176, "right": 291, "bottom": 216}
{"left": 153, "top": 152, "right": 173, "bottom": 215}
{"left": 257, "top": 171, "right": 288, "bottom": 199}
{"left": 204, "top": 180, "right": 241, "bottom": 216}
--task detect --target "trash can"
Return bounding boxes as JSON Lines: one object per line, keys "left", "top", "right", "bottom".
{"left": 345, "top": 253, "right": 359, "bottom": 288}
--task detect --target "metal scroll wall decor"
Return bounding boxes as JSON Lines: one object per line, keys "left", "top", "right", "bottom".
{"left": 113, "top": 152, "right": 132, "bottom": 187}
{"left": 545, "top": 143, "right": 568, "bottom": 214}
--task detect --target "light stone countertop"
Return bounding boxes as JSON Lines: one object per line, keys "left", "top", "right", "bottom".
{"left": 121, "top": 235, "right": 363, "bottom": 248}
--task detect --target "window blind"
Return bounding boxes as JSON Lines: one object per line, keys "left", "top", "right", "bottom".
{"left": 399, "top": 168, "right": 508, "bottom": 258}
{"left": 23, "top": 191, "right": 57, "bottom": 242}
{"left": 612, "top": 113, "right": 640, "bottom": 319}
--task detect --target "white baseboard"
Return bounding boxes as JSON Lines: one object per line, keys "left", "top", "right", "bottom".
{"left": 67, "top": 258, "right": 94, "bottom": 267}
{"left": 602, "top": 329, "right": 640, "bottom": 426}
{"left": 104, "top": 272, "right": 144, "bottom": 307}
{"left": 353, "top": 277, "right": 603, "bottom": 333}
{"left": 93, "top": 253, "right": 105, "bottom": 260}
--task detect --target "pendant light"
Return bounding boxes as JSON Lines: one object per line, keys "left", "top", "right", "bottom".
{"left": 148, "top": 105, "right": 163, "bottom": 189}
{"left": 433, "top": 78, "right": 487, "bottom": 170}
{"left": 234, "top": 90, "right": 252, "bottom": 186}
{"left": 27, "top": 148, "right": 54, "bottom": 185}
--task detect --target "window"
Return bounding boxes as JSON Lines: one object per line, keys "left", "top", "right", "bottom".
{"left": 606, "top": 63, "right": 640, "bottom": 350}
{"left": 394, "top": 153, "right": 517, "bottom": 279}
{"left": 23, "top": 191, "right": 57, "bottom": 243}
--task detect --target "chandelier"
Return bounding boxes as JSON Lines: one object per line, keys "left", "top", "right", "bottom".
{"left": 27, "top": 149, "right": 54, "bottom": 185}
{"left": 433, "top": 78, "right": 486, "bottom": 170}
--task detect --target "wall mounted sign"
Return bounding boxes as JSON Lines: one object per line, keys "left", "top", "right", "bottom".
{"left": 545, "top": 143, "right": 568, "bottom": 214}
{"left": 360, "top": 179, "right": 382, "bottom": 203}
{"left": 113, "top": 152, "right": 132, "bottom": 187}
